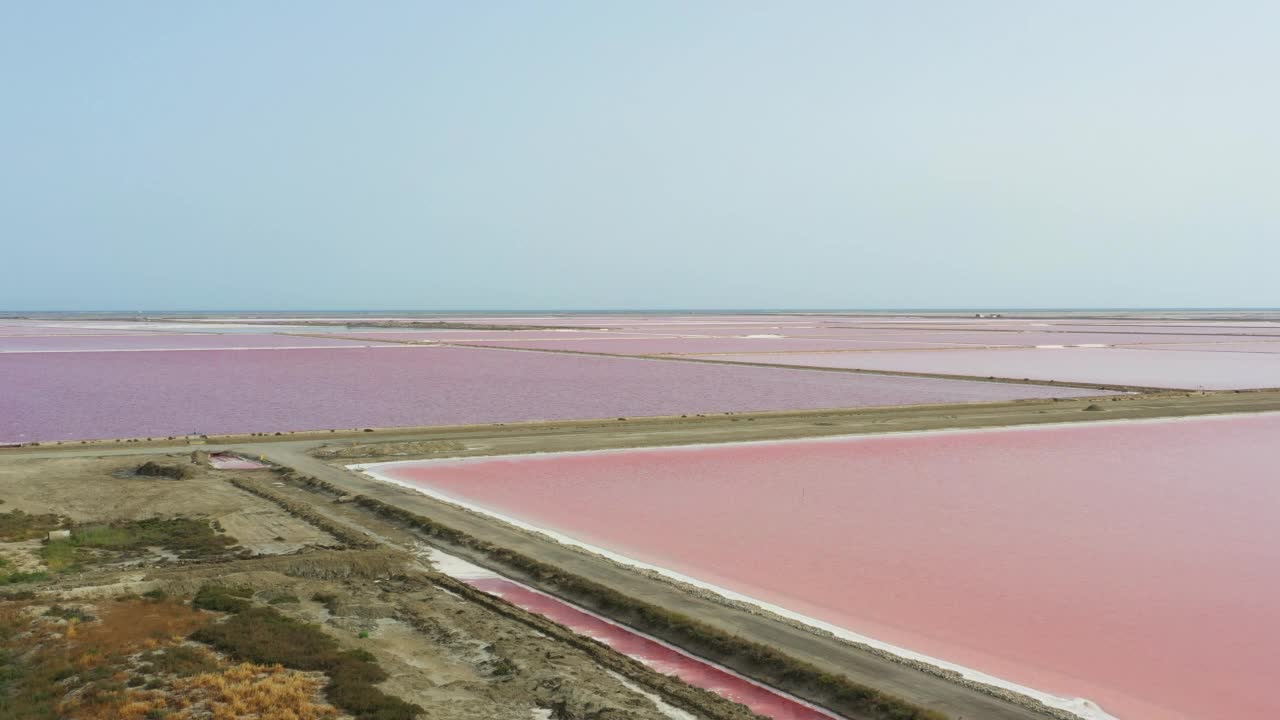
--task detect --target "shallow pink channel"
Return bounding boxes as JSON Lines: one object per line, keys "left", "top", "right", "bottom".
{"left": 379, "top": 414, "right": 1280, "bottom": 720}
{"left": 469, "top": 577, "right": 832, "bottom": 719}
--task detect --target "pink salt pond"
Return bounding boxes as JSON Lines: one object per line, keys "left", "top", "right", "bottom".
{"left": 365, "top": 413, "right": 1280, "bottom": 720}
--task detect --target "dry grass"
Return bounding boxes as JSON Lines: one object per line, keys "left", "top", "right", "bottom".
{"left": 73, "top": 599, "right": 210, "bottom": 656}
{"left": 175, "top": 663, "right": 339, "bottom": 720}
{"left": 66, "top": 663, "right": 340, "bottom": 720}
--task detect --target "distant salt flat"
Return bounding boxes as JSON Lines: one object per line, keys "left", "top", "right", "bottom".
{"left": 0, "top": 333, "right": 393, "bottom": 353}
{"left": 785, "top": 329, "right": 1258, "bottom": 346}
{"left": 326, "top": 330, "right": 668, "bottom": 342}
{"left": 2, "top": 323, "right": 353, "bottom": 336}
{"left": 371, "top": 413, "right": 1280, "bottom": 720}
{"left": 1120, "top": 341, "right": 1280, "bottom": 354}
{"left": 688, "top": 346, "right": 1280, "bottom": 389}
{"left": 451, "top": 336, "right": 984, "bottom": 354}
{"left": 0, "top": 323, "right": 163, "bottom": 336}
{"left": 0, "top": 345, "right": 1109, "bottom": 443}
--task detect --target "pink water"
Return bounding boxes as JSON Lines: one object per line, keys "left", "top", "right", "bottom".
{"left": 452, "top": 337, "right": 982, "bottom": 354}
{"left": 330, "top": 330, "right": 667, "bottom": 341}
{"left": 0, "top": 333, "right": 388, "bottom": 352}
{"left": 468, "top": 577, "right": 833, "bottom": 718}
{"left": 784, "top": 330, "right": 1254, "bottom": 346}
{"left": 691, "top": 347, "right": 1280, "bottom": 389}
{"left": 1125, "top": 342, "right": 1280, "bottom": 354}
{"left": 376, "top": 414, "right": 1280, "bottom": 720}
{"left": 0, "top": 345, "right": 1108, "bottom": 443}
{"left": 0, "top": 324, "right": 161, "bottom": 336}
{"left": 208, "top": 453, "right": 269, "bottom": 469}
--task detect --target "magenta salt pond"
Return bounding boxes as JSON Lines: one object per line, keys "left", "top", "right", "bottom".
{"left": 364, "top": 413, "right": 1280, "bottom": 720}
{"left": 0, "top": 345, "right": 1107, "bottom": 443}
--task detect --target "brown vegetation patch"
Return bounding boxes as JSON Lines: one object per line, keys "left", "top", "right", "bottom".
{"left": 0, "top": 508, "right": 68, "bottom": 541}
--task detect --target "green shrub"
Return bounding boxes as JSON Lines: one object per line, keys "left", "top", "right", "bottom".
{"left": 40, "top": 539, "right": 78, "bottom": 572}
{"left": 0, "top": 570, "right": 49, "bottom": 586}
{"left": 192, "top": 584, "right": 253, "bottom": 613}
{"left": 45, "top": 518, "right": 238, "bottom": 571}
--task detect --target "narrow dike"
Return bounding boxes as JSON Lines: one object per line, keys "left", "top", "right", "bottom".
{"left": 429, "top": 546, "right": 841, "bottom": 719}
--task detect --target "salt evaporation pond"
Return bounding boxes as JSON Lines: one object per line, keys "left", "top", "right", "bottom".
{"left": 365, "top": 413, "right": 1280, "bottom": 720}
{"left": 451, "top": 336, "right": 985, "bottom": 354}
{"left": 0, "top": 345, "right": 1107, "bottom": 443}
{"left": 0, "top": 333, "right": 390, "bottom": 353}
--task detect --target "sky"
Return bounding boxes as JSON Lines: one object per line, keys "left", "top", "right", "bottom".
{"left": 1, "top": 2, "right": 1276, "bottom": 311}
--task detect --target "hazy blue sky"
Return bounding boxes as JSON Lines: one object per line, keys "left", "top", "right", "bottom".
{"left": 1, "top": 2, "right": 1276, "bottom": 310}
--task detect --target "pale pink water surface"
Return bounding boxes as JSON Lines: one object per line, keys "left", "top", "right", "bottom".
{"left": 0, "top": 333, "right": 389, "bottom": 352}
{"left": 691, "top": 347, "right": 1280, "bottom": 389}
{"left": 452, "top": 337, "right": 982, "bottom": 354}
{"left": 207, "top": 453, "right": 270, "bottom": 470}
{"left": 0, "top": 345, "right": 1107, "bottom": 443}
{"left": 329, "top": 330, "right": 667, "bottom": 341}
{"left": 374, "top": 414, "right": 1280, "bottom": 720}
{"left": 783, "top": 330, "right": 1252, "bottom": 346}
{"left": 1123, "top": 342, "right": 1280, "bottom": 354}
{"left": 0, "top": 324, "right": 162, "bottom": 336}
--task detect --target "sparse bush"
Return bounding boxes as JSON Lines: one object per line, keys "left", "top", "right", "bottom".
{"left": 134, "top": 462, "right": 193, "bottom": 480}
{"left": 43, "top": 605, "right": 95, "bottom": 622}
{"left": 192, "top": 584, "right": 254, "bottom": 613}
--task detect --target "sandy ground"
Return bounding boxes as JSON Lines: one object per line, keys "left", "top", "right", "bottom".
{"left": 0, "top": 455, "right": 333, "bottom": 555}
